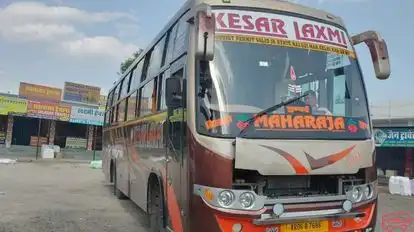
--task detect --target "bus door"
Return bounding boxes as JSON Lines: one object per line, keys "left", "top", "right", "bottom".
{"left": 165, "top": 54, "right": 188, "bottom": 229}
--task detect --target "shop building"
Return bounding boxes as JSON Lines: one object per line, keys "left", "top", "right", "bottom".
{"left": 0, "top": 82, "right": 106, "bottom": 157}
{"left": 371, "top": 101, "right": 414, "bottom": 178}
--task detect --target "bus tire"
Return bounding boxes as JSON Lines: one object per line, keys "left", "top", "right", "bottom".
{"left": 148, "top": 180, "right": 164, "bottom": 232}
{"left": 112, "top": 164, "right": 127, "bottom": 200}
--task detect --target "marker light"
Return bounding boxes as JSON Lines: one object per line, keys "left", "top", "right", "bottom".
{"left": 204, "top": 188, "right": 214, "bottom": 201}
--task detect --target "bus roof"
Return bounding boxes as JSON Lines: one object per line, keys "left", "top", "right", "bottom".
{"left": 109, "top": 0, "right": 346, "bottom": 93}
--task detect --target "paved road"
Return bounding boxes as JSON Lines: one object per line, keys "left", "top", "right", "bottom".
{"left": 0, "top": 161, "right": 413, "bottom": 232}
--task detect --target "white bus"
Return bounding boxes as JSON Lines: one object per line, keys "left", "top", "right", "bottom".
{"left": 103, "top": 0, "right": 390, "bottom": 231}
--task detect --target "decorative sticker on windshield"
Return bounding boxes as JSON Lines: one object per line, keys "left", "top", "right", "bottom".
{"left": 286, "top": 106, "right": 310, "bottom": 114}
{"left": 253, "top": 114, "right": 345, "bottom": 132}
{"left": 201, "top": 112, "right": 370, "bottom": 139}
{"left": 213, "top": 9, "right": 355, "bottom": 58}
{"left": 205, "top": 115, "right": 233, "bottom": 130}
{"left": 290, "top": 66, "right": 297, "bottom": 81}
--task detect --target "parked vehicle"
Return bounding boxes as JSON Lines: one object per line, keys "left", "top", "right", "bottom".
{"left": 103, "top": 0, "right": 390, "bottom": 231}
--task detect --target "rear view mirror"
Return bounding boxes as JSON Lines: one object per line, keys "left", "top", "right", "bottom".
{"left": 352, "top": 31, "right": 390, "bottom": 80}
{"left": 165, "top": 77, "right": 182, "bottom": 109}
{"left": 195, "top": 3, "right": 216, "bottom": 61}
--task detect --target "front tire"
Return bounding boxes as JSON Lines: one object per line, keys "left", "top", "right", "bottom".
{"left": 149, "top": 181, "right": 164, "bottom": 232}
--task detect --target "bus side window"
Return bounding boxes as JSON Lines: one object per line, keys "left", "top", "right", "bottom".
{"left": 158, "top": 73, "right": 167, "bottom": 111}
{"left": 139, "top": 80, "right": 156, "bottom": 117}
{"left": 168, "top": 68, "right": 185, "bottom": 154}
{"left": 126, "top": 91, "right": 138, "bottom": 121}
{"left": 173, "top": 15, "right": 189, "bottom": 60}
{"left": 165, "top": 23, "right": 178, "bottom": 64}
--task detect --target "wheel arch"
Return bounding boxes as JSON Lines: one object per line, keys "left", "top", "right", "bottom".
{"left": 147, "top": 168, "right": 168, "bottom": 228}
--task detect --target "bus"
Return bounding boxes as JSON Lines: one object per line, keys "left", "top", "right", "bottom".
{"left": 102, "top": 0, "right": 391, "bottom": 231}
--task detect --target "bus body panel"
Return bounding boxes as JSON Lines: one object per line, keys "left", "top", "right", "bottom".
{"left": 188, "top": 130, "right": 234, "bottom": 232}
{"left": 234, "top": 138, "right": 374, "bottom": 175}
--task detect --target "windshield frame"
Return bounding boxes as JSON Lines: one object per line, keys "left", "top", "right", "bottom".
{"left": 194, "top": 6, "right": 373, "bottom": 140}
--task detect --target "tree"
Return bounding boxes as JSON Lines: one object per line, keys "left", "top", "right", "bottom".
{"left": 119, "top": 48, "right": 143, "bottom": 75}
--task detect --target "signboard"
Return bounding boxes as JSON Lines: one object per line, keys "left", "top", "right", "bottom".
{"left": 0, "top": 96, "right": 27, "bottom": 115}
{"left": 374, "top": 128, "right": 414, "bottom": 147}
{"left": 27, "top": 100, "right": 71, "bottom": 121}
{"left": 19, "top": 82, "right": 62, "bottom": 102}
{"left": 70, "top": 106, "right": 104, "bottom": 126}
{"left": 214, "top": 9, "right": 355, "bottom": 58}
{"left": 99, "top": 95, "right": 107, "bottom": 107}
{"left": 63, "top": 82, "right": 101, "bottom": 105}
{"left": 66, "top": 137, "right": 87, "bottom": 149}
{"left": 30, "top": 136, "right": 48, "bottom": 147}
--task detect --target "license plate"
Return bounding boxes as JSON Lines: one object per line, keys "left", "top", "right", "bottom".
{"left": 281, "top": 220, "right": 328, "bottom": 232}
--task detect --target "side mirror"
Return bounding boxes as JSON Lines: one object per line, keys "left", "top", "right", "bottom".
{"left": 195, "top": 3, "right": 216, "bottom": 61}
{"left": 352, "top": 31, "right": 390, "bottom": 80}
{"left": 165, "top": 77, "right": 182, "bottom": 109}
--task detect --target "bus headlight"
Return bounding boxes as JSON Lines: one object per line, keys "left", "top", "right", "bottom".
{"left": 194, "top": 184, "right": 266, "bottom": 212}
{"left": 346, "top": 183, "right": 377, "bottom": 203}
{"left": 218, "top": 190, "right": 235, "bottom": 207}
{"left": 239, "top": 192, "right": 255, "bottom": 208}
{"left": 352, "top": 187, "right": 363, "bottom": 203}
{"left": 364, "top": 184, "right": 373, "bottom": 199}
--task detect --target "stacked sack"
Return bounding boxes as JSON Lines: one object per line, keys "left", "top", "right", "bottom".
{"left": 389, "top": 176, "right": 412, "bottom": 196}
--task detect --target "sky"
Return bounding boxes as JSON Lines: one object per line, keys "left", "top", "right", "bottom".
{"left": 0, "top": 0, "right": 410, "bottom": 105}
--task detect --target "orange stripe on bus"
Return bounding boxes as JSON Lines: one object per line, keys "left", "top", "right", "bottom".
{"left": 261, "top": 145, "right": 309, "bottom": 174}
{"left": 161, "top": 170, "right": 183, "bottom": 232}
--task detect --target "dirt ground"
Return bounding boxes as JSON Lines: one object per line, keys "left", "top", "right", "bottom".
{"left": 0, "top": 161, "right": 413, "bottom": 232}
{"left": 0, "top": 161, "right": 149, "bottom": 232}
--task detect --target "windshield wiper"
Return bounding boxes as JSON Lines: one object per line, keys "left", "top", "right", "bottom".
{"left": 234, "top": 92, "right": 310, "bottom": 141}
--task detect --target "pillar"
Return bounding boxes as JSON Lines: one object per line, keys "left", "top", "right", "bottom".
{"left": 87, "top": 125, "right": 94, "bottom": 151}
{"left": 48, "top": 120, "right": 56, "bottom": 145}
{"left": 404, "top": 148, "right": 413, "bottom": 177}
{"left": 5, "top": 114, "right": 13, "bottom": 148}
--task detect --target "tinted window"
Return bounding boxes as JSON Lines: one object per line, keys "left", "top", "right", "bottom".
{"left": 173, "top": 17, "right": 189, "bottom": 59}
{"left": 127, "top": 91, "right": 137, "bottom": 121}
{"left": 141, "top": 53, "right": 152, "bottom": 82}
{"left": 118, "top": 99, "right": 126, "bottom": 122}
{"left": 105, "top": 111, "right": 110, "bottom": 125}
{"left": 165, "top": 23, "right": 178, "bottom": 64}
{"left": 121, "top": 76, "right": 131, "bottom": 98}
{"left": 147, "top": 36, "right": 167, "bottom": 78}
{"left": 131, "top": 60, "right": 144, "bottom": 92}
{"left": 110, "top": 107, "right": 114, "bottom": 123}
{"left": 112, "top": 106, "right": 118, "bottom": 123}
{"left": 139, "top": 79, "right": 157, "bottom": 117}
{"left": 114, "top": 84, "right": 121, "bottom": 103}
{"left": 107, "top": 91, "right": 113, "bottom": 109}
{"left": 159, "top": 73, "right": 167, "bottom": 110}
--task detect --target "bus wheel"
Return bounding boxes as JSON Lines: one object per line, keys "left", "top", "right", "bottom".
{"left": 112, "top": 165, "right": 127, "bottom": 199}
{"left": 149, "top": 181, "right": 164, "bottom": 232}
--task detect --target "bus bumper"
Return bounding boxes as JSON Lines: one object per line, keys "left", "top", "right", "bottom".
{"left": 214, "top": 200, "right": 377, "bottom": 232}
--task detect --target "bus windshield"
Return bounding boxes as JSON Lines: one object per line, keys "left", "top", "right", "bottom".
{"left": 196, "top": 11, "right": 371, "bottom": 140}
